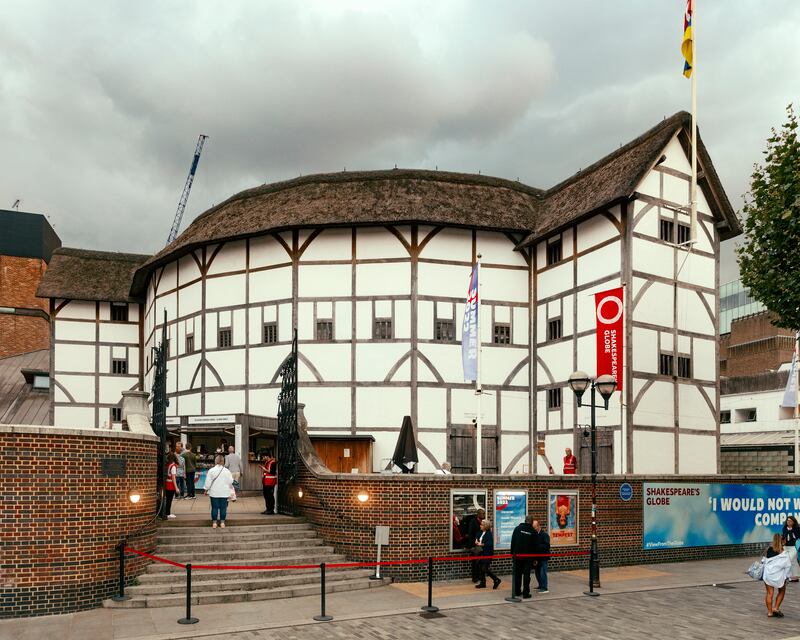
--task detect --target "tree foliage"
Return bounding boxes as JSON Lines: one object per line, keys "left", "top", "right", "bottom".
{"left": 737, "top": 105, "right": 800, "bottom": 330}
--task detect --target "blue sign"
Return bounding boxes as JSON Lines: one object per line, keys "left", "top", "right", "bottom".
{"left": 494, "top": 490, "right": 527, "bottom": 549}
{"left": 643, "top": 483, "right": 800, "bottom": 549}
{"left": 619, "top": 483, "right": 633, "bottom": 502}
{"left": 461, "top": 265, "right": 479, "bottom": 382}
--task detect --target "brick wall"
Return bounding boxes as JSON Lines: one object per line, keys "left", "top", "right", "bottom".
{"left": 724, "top": 312, "right": 795, "bottom": 377}
{"left": 295, "top": 466, "right": 800, "bottom": 582}
{"left": 0, "top": 426, "right": 158, "bottom": 618}
{"left": 0, "top": 255, "right": 50, "bottom": 358}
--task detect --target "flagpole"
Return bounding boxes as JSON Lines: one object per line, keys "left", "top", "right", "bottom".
{"left": 795, "top": 330, "right": 799, "bottom": 475}
{"left": 690, "top": 0, "right": 698, "bottom": 243}
{"left": 476, "top": 254, "right": 483, "bottom": 475}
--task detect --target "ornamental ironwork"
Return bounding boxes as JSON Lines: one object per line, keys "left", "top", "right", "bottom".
{"left": 151, "top": 311, "right": 169, "bottom": 511}
{"left": 277, "top": 330, "right": 299, "bottom": 515}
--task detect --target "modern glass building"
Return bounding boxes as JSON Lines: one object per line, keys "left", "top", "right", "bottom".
{"left": 720, "top": 279, "right": 765, "bottom": 334}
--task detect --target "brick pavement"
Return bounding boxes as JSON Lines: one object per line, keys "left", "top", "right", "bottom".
{"left": 216, "top": 582, "right": 800, "bottom": 640}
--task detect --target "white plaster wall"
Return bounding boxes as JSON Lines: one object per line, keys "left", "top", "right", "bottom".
{"left": 475, "top": 231, "right": 527, "bottom": 266}
{"left": 633, "top": 380, "right": 674, "bottom": 427}
{"left": 55, "top": 344, "right": 95, "bottom": 373}
{"left": 678, "top": 434, "right": 716, "bottom": 473}
{"left": 356, "top": 262, "right": 411, "bottom": 296}
{"left": 56, "top": 299, "right": 95, "bottom": 320}
{"left": 576, "top": 241, "right": 620, "bottom": 286}
{"left": 417, "top": 432, "right": 447, "bottom": 471}
{"left": 206, "top": 274, "right": 247, "bottom": 309}
{"left": 418, "top": 387, "right": 447, "bottom": 429}
{"left": 55, "top": 374, "right": 95, "bottom": 403}
{"left": 576, "top": 210, "right": 620, "bottom": 252}
{"left": 501, "top": 433, "right": 529, "bottom": 474}
{"left": 419, "top": 343, "right": 462, "bottom": 383}
{"left": 419, "top": 227, "right": 471, "bottom": 261}
{"left": 480, "top": 347, "right": 530, "bottom": 388}
{"left": 55, "top": 320, "right": 95, "bottom": 342}
{"left": 481, "top": 267, "right": 528, "bottom": 304}
{"left": 678, "top": 384, "right": 715, "bottom": 430}
{"left": 250, "top": 234, "right": 291, "bottom": 268}
{"left": 501, "top": 391, "right": 529, "bottom": 431}
{"left": 250, "top": 267, "right": 292, "bottom": 303}
{"left": 206, "top": 240, "right": 246, "bottom": 275}
{"left": 54, "top": 406, "right": 96, "bottom": 428}
{"left": 205, "top": 390, "right": 246, "bottom": 414}
{"left": 537, "top": 263, "right": 571, "bottom": 300}
{"left": 418, "top": 262, "right": 469, "bottom": 298}
{"left": 99, "top": 376, "right": 136, "bottom": 404}
{"left": 301, "top": 387, "right": 352, "bottom": 429}
{"left": 301, "top": 228, "right": 352, "bottom": 261}
{"left": 99, "top": 323, "right": 138, "bottom": 343}
{"left": 356, "top": 343, "right": 411, "bottom": 381}
{"left": 299, "top": 264, "right": 352, "bottom": 297}
{"left": 356, "top": 227, "right": 409, "bottom": 259}
{"left": 356, "top": 387, "right": 410, "bottom": 429}
{"left": 633, "top": 430, "right": 674, "bottom": 473}
{"left": 206, "top": 350, "right": 247, "bottom": 386}
{"left": 632, "top": 327, "right": 658, "bottom": 374}
{"left": 633, "top": 282, "right": 674, "bottom": 328}
{"left": 301, "top": 344, "right": 351, "bottom": 381}
{"left": 632, "top": 237, "right": 673, "bottom": 280}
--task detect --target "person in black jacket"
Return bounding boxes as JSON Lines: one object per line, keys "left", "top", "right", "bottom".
{"left": 510, "top": 515, "right": 537, "bottom": 598}
{"left": 533, "top": 519, "right": 551, "bottom": 593}
{"left": 782, "top": 515, "right": 800, "bottom": 582}
{"left": 474, "top": 519, "right": 501, "bottom": 589}
{"left": 466, "top": 508, "right": 486, "bottom": 583}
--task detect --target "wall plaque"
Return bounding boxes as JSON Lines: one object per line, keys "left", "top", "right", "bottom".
{"left": 101, "top": 457, "right": 127, "bottom": 477}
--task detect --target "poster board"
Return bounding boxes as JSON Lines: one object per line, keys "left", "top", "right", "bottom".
{"left": 450, "top": 489, "right": 487, "bottom": 551}
{"left": 494, "top": 489, "right": 527, "bottom": 549}
{"left": 548, "top": 490, "right": 579, "bottom": 546}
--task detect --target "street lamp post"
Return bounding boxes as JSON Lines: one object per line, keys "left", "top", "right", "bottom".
{"left": 567, "top": 371, "right": 617, "bottom": 597}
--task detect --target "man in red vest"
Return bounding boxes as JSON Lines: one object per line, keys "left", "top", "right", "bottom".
{"left": 563, "top": 448, "right": 577, "bottom": 474}
{"left": 261, "top": 454, "right": 277, "bottom": 515}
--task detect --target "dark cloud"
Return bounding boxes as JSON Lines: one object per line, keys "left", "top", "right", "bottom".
{"left": 1, "top": 1, "right": 797, "bottom": 281}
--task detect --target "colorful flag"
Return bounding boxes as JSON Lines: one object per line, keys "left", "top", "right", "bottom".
{"left": 461, "top": 265, "right": 479, "bottom": 382}
{"left": 781, "top": 349, "right": 798, "bottom": 409}
{"left": 595, "top": 286, "right": 624, "bottom": 391}
{"left": 682, "top": 0, "right": 693, "bottom": 78}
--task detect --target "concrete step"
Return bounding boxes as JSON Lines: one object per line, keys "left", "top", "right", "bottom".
{"left": 157, "top": 536, "right": 324, "bottom": 554}
{"left": 159, "top": 515, "right": 304, "bottom": 528}
{"left": 138, "top": 564, "right": 332, "bottom": 584}
{"left": 127, "top": 568, "right": 375, "bottom": 595}
{"left": 144, "top": 551, "right": 346, "bottom": 573}
{"left": 157, "top": 522, "right": 312, "bottom": 538}
{"left": 148, "top": 545, "right": 335, "bottom": 564}
{"left": 104, "top": 576, "right": 390, "bottom": 609}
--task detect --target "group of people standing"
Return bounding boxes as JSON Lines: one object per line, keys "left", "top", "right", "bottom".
{"left": 160, "top": 442, "right": 198, "bottom": 520}
{"left": 462, "top": 509, "right": 551, "bottom": 595}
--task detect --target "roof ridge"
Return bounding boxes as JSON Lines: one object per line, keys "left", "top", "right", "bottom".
{"left": 55, "top": 247, "right": 152, "bottom": 262}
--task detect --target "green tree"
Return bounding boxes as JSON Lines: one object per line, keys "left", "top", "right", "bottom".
{"left": 737, "top": 105, "right": 800, "bottom": 330}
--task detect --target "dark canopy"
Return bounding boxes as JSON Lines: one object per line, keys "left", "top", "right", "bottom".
{"left": 391, "top": 415, "right": 419, "bottom": 473}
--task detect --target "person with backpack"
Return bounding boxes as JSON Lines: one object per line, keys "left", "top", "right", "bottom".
{"left": 511, "top": 515, "right": 537, "bottom": 598}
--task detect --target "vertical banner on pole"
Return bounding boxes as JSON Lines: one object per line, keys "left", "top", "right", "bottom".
{"left": 594, "top": 287, "right": 624, "bottom": 391}
{"left": 461, "top": 265, "right": 479, "bottom": 382}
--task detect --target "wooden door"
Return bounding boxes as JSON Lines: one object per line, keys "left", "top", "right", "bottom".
{"left": 578, "top": 430, "right": 613, "bottom": 474}
{"left": 449, "top": 426, "right": 498, "bottom": 474}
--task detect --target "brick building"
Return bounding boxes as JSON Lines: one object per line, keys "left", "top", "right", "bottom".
{"left": 0, "top": 210, "right": 61, "bottom": 358}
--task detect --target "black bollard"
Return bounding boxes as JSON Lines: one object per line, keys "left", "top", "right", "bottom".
{"left": 111, "top": 541, "right": 129, "bottom": 602}
{"left": 420, "top": 556, "right": 439, "bottom": 613}
{"left": 177, "top": 563, "right": 199, "bottom": 624}
{"left": 313, "top": 562, "right": 333, "bottom": 621}
{"left": 505, "top": 554, "right": 521, "bottom": 603}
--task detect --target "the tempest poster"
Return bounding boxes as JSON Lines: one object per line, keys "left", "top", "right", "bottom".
{"left": 548, "top": 490, "right": 579, "bottom": 546}
{"left": 643, "top": 483, "right": 800, "bottom": 549}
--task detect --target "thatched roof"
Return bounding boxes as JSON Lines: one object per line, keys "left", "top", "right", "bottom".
{"left": 37, "top": 248, "right": 150, "bottom": 303}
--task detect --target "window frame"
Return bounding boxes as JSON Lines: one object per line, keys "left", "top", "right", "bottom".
{"left": 720, "top": 410, "right": 731, "bottom": 424}
{"left": 218, "top": 327, "right": 233, "bottom": 349}
{"left": 315, "top": 319, "right": 334, "bottom": 342}
{"left": 112, "top": 358, "right": 128, "bottom": 375}
{"left": 111, "top": 407, "right": 123, "bottom": 423}
{"left": 659, "top": 217, "right": 675, "bottom": 243}
{"left": 493, "top": 322, "right": 511, "bottom": 345}
{"left": 185, "top": 334, "right": 195, "bottom": 354}
{"left": 546, "top": 237, "right": 563, "bottom": 266}
{"left": 263, "top": 322, "right": 278, "bottom": 344}
{"left": 434, "top": 319, "right": 456, "bottom": 342}
{"left": 676, "top": 223, "right": 691, "bottom": 245}
{"left": 110, "top": 303, "right": 129, "bottom": 323}
{"left": 373, "top": 317, "right": 393, "bottom": 341}
{"left": 677, "top": 354, "right": 692, "bottom": 379}
{"left": 547, "top": 317, "right": 563, "bottom": 341}
{"left": 547, "top": 387, "right": 562, "bottom": 410}
{"left": 659, "top": 352, "right": 674, "bottom": 377}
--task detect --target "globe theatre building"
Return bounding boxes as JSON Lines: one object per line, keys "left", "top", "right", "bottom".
{"left": 37, "top": 112, "right": 741, "bottom": 475}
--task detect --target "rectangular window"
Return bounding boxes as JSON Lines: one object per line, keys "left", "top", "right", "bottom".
{"left": 112, "top": 358, "right": 128, "bottom": 375}
{"left": 111, "top": 407, "right": 122, "bottom": 422}
{"left": 218, "top": 328, "right": 232, "bottom": 348}
{"left": 373, "top": 318, "right": 393, "bottom": 340}
{"left": 546, "top": 238, "right": 562, "bottom": 265}
{"left": 547, "top": 388, "right": 562, "bottom": 410}
{"left": 659, "top": 352, "right": 674, "bottom": 376}
{"left": 185, "top": 335, "right": 194, "bottom": 354}
{"left": 745, "top": 409, "right": 757, "bottom": 422}
{"left": 720, "top": 410, "right": 731, "bottom": 424}
{"left": 677, "top": 355, "right": 692, "bottom": 378}
{"left": 263, "top": 322, "right": 278, "bottom": 344}
{"left": 110, "top": 303, "right": 129, "bottom": 322}
{"left": 493, "top": 323, "right": 511, "bottom": 345}
{"left": 547, "top": 318, "right": 562, "bottom": 341}
{"left": 677, "top": 223, "right": 691, "bottom": 245}
{"left": 434, "top": 319, "right": 455, "bottom": 342}
{"left": 659, "top": 218, "right": 675, "bottom": 243}
{"left": 316, "top": 320, "right": 333, "bottom": 341}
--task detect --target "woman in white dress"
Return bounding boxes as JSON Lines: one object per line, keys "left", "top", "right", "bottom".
{"left": 763, "top": 533, "right": 792, "bottom": 618}
{"left": 203, "top": 454, "right": 235, "bottom": 528}
{"left": 782, "top": 515, "right": 800, "bottom": 581}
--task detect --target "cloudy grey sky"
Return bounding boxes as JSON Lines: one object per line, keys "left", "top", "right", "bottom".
{"left": 2, "top": 1, "right": 798, "bottom": 281}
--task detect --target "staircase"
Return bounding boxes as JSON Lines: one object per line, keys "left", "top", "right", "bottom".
{"left": 105, "top": 516, "right": 389, "bottom": 608}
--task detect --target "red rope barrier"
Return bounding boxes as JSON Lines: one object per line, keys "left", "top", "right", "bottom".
{"left": 124, "top": 546, "right": 589, "bottom": 572}
{"left": 125, "top": 547, "right": 186, "bottom": 569}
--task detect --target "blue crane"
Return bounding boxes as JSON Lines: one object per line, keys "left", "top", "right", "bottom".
{"left": 166, "top": 134, "right": 208, "bottom": 244}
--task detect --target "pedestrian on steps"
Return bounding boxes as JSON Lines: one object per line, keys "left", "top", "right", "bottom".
{"left": 182, "top": 443, "right": 197, "bottom": 499}
{"left": 174, "top": 441, "right": 186, "bottom": 499}
{"left": 162, "top": 452, "right": 178, "bottom": 520}
{"left": 225, "top": 446, "right": 243, "bottom": 501}
{"left": 204, "top": 455, "right": 235, "bottom": 528}
{"left": 261, "top": 453, "right": 277, "bottom": 515}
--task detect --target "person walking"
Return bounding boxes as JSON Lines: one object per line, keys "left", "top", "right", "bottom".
{"left": 532, "top": 519, "right": 551, "bottom": 593}
{"left": 162, "top": 452, "right": 179, "bottom": 520}
{"left": 174, "top": 442, "right": 186, "bottom": 499}
{"left": 182, "top": 443, "right": 197, "bottom": 499}
{"left": 204, "top": 454, "right": 235, "bottom": 528}
{"left": 467, "top": 508, "right": 486, "bottom": 583}
{"left": 782, "top": 515, "right": 800, "bottom": 582}
{"left": 763, "top": 533, "right": 792, "bottom": 617}
{"left": 261, "top": 453, "right": 277, "bottom": 515}
{"left": 474, "top": 519, "right": 501, "bottom": 590}
{"left": 225, "top": 446, "right": 243, "bottom": 501}
{"left": 510, "top": 515, "right": 537, "bottom": 598}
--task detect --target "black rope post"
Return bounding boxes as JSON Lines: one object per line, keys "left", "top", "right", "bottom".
{"left": 313, "top": 562, "right": 333, "bottom": 621}
{"left": 111, "top": 541, "right": 129, "bottom": 602}
{"left": 420, "top": 556, "right": 439, "bottom": 613}
{"left": 177, "top": 563, "right": 199, "bottom": 624}
{"left": 505, "top": 554, "right": 521, "bottom": 603}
